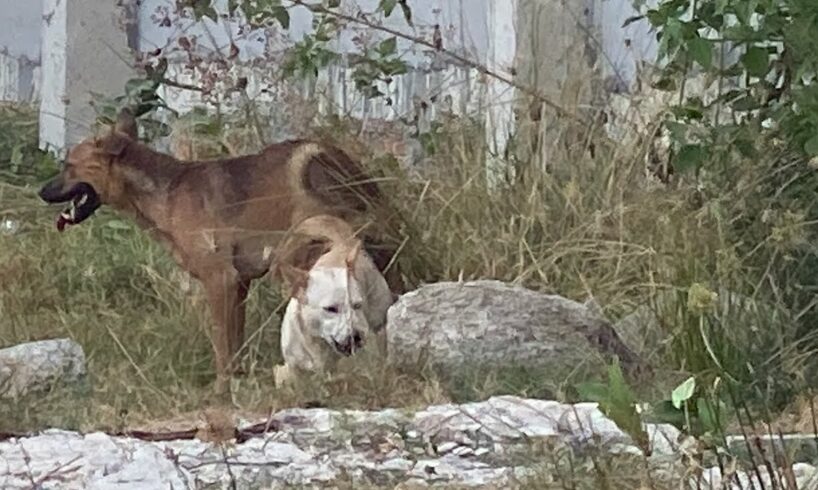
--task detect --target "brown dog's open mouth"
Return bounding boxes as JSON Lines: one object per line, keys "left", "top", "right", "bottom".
{"left": 49, "top": 183, "right": 101, "bottom": 232}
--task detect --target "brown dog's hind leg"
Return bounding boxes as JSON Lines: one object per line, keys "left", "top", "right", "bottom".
{"left": 230, "top": 280, "right": 251, "bottom": 375}
{"left": 202, "top": 269, "right": 245, "bottom": 394}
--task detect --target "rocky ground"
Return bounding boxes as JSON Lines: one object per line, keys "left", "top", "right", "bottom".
{"left": 2, "top": 281, "right": 817, "bottom": 488}
{"left": 0, "top": 395, "right": 680, "bottom": 489}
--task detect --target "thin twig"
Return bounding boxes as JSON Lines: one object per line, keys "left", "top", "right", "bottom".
{"left": 288, "top": 0, "right": 578, "bottom": 121}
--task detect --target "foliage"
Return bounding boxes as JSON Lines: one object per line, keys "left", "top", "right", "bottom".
{"left": 634, "top": 0, "right": 818, "bottom": 172}
{"left": 577, "top": 361, "right": 649, "bottom": 454}
{"left": 0, "top": 104, "right": 58, "bottom": 186}
{"left": 173, "top": 0, "right": 411, "bottom": 104}
{"left": 637, "top": 0, "right": 818, "bottom": 406}
{"left": 90, "top": 59, "right": 173, "bottom": 140}
{"left": 648, "top": 376, "right": 728, "bottom": 443}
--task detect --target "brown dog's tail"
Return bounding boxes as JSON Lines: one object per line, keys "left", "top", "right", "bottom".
{"left": 291, "top": 215, "right": 359, "bottom": 248}
{"left": 299, "top": 144, "right": 384, "bottom": 216}
{"left": 272, "top": 215, "right": 362, "bottom": 279}
{"left": 297, "top": 143, "right": 406, "bottom": 294}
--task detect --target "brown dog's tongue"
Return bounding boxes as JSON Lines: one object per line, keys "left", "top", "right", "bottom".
{"left": 56, "top": 213, "right": 70, "bottom": 232}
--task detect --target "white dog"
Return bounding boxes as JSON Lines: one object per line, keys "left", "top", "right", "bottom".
{"left": 272, "top": 215, "right": 395, "bottom": 387}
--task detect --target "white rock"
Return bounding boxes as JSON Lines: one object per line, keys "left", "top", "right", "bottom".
{"left": 0, "top": 395, "right": 793, "bottom": 489}
{"left": 436, "top": 442, "right": 459, "bottom": 454}
{"left": 0, "top": 338, "right": 87, "bottom": 399}
{"left": 452, "top": 446, "right": 474, "bottom": 457}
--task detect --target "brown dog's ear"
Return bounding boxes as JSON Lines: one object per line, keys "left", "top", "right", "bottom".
{"left": 114, "top": 108, "right": 138, "bottom": 140}
{"left": 95, "top": 108, "right": 138, "bottom": 156}
{"left": 96, "top": 131, "right": 132, "bottom": 156}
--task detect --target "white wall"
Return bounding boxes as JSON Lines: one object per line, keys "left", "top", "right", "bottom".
{"left": 39, "top": 0, "right": 134, "bottom": 153}
{"left": 0, "top": 0, "right": 43, "bottom": 102}
{"left": 136, "top": 0, "right": 495, "bottom": 66}
{"left": 0, "top": 0, "right": 42, "bottom": 61}
{"left": 26, "top": 0, "right": 661, "bottom": 154}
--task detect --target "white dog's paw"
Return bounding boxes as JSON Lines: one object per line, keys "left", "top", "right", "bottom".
{"left": 274, "top": 364, "right": 296, "bottom": 388}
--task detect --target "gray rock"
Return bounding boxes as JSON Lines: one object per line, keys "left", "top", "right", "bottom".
{"left": 0, "top": 395, "right": 682, "bottom": 489}
{"left": 386, "top": 280, "right": 647, "bottom": 375}
{"left": 0, "top": 339, "right": 87, "bottom": 400}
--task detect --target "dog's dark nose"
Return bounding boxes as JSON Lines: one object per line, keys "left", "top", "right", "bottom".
{"left": 38, "top": 182, "right": 52, "bottom": 201}
{"left": 38, "top": 178, "right": 65, "bottom": 203}
{"left": 352, "top": 331, "right": 364, "bottom": 349}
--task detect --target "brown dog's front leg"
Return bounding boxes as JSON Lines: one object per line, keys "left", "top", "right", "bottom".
{"left": 202, "top": 270, "right": 244, "bottom": 394}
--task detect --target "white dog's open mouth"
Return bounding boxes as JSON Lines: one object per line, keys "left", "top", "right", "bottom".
{"left": 332, "top": 332, "right": 364, "bottom": 356}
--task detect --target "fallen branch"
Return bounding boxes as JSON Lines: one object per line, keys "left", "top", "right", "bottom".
{"left": 0, "top": 420, "right": 281, "bottom": 444}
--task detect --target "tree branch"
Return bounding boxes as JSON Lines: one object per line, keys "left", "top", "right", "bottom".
{"left": 288, "top": 0, "right": 578, "bottom": 121}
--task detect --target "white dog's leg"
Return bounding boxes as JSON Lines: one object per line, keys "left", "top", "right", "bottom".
{"left": 274, "top": 364, "right": 297, "bottom": 387}
{"left": 277, "top": 298, "right": 326, "bottom": 387}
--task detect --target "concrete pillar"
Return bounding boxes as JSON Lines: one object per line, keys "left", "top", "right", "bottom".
{"left": 483, "top": 0, "right": 518, "bottom": 186}
{"left": 39, "top": 0, "right": 135, "bottom": 155}
{"left": 511, "top": 0, "right": 600, "bottom": 178}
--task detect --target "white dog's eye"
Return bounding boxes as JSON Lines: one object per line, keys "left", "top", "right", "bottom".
{"left": 323, "top": 305, "right": 339, "bottom": 314}
{"left": 352, "top": 302, "right": 363, "bottom": 310}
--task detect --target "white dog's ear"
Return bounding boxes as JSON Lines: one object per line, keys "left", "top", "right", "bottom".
{"left": 280, "top": 264, "right": 310, "bottom": 300}
{"left": 345, "top": 240, "right": 363, "bottom": 271}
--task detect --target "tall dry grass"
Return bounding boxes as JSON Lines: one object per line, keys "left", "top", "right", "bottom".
{"left": 0, "top": 89, "right": 814, "bottom": 440}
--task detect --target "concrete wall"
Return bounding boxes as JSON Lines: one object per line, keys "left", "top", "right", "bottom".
{"left": 24, "top": 0, "right": 660, "bottom": 156}
{"left": 0, "top": 0, "right": 43, "bottom": 102}
{"left": 136, "top": 0, "right": 495, "bottom": 65}
{"left": 0, "top": 0, "right": 42, "bottom": 60}
{"left": 39, "top": 0, "right": 134, "bottom": 153}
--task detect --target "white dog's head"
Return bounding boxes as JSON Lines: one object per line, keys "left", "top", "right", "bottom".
{"left": 277, "top": 217, "right": 374, "bottom": 357}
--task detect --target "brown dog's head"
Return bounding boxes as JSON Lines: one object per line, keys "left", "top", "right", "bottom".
{"left": 38, "top": 109, "right": 138, "bottom": 231}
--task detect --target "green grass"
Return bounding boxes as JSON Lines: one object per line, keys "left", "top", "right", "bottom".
{"left": 0, "top": 99, "right": 816, "bottom": 447}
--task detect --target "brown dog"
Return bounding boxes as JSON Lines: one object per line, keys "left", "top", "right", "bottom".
{"left": 38, "top": 109, "right": 403, "bottom": 393}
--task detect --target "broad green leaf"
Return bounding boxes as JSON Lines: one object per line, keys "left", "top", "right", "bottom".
{"left": 715, "top": 0, "right": 729, "bottom": 14}
{"left": 674, "top": 144, "right": 707, "bottom": 173}
{"left": 688, "top": 37, "right": 712, "bottom": 70}
{"left": 607, "top": 360, "right": 635, "bottom": 409}
{"left": 272, "top": 6, "right": 290, "bottom": 29}
{"left": 190, "top": 1, "right": 218, "bottom": 21}
{"left": 575, "top": 382, "right": 609, "bottom": 403}
{"left": 696, "top": 398, "right": 723, "bottom": 434}
{"left": 399, "top": 1, "right": 413, "bottom": 26}
{"left": 379, "top": 0, "right": 398, "bottom": 16}
{"left": 741, "top": 46, "right": 769, "bottom": 77}
{"left": 378, "top": 37, "right": 398, "bottom": 56}
{"left": 804, "top": 134, "right": 818, "bottom": 156}
{"left": 124, "top": 78, "right": 156, "bottom": 96}
{"left": 604, "top": 360, "right": 648, "bottom": 451}
{"left": 671, "top": 376, "right": 696, "bottom": 409}
{"left": 665, "top": 121, "right": 688, "bottom": 143}
{"left": 648, "top": 400, "right": 686, "bottom": 428}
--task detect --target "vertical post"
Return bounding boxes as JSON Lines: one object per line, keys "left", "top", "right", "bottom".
{"left": 484, "top": 0, "right": 518, "bottom": 187}
{"left": 39, "top": 0, "right": 135, "bottom": 155}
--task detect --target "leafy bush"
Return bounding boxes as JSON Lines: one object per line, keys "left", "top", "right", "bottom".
{"left": 0, "top": 104, "right": 58, "bottom": 186}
